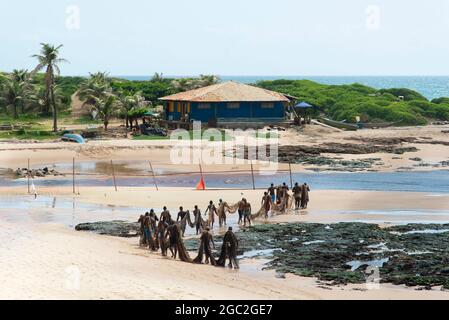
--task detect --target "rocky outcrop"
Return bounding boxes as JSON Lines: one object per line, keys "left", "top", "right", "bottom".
{"left": 75, "top": 221, "right": 140, "bottom": 238}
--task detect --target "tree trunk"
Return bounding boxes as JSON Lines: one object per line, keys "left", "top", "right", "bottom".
{"left": 104, "top": 121, "right": 109, "bottom": 131}
{"left": 125, "top": 115, "right": 129, "bottom": 129}
{"left": 50, "top": 79, "right": 58, "bottom": 132}
{"left": 13, "top": 103, "right": 18, "bottom": 119}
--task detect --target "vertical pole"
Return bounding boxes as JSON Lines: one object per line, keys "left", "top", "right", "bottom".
{"left": 199, "top": 163, "right": 204, "bottom": 181}
{"left": 27, "top": 158, "right": 30, "bottom": 194}
{"left": 149, "top": 161, "right": 159, "bottom": 191}
{"left": 289, "top": 163, "right": 293, "bottom": 189}
{"left": 72, "top": 157, "right": 76, "bottom": 194}
{"left": 250, "top": 161, "right": 255, "bottom": 190}
{"left": 111, "top": 160, "right": 118, "bottom": 192}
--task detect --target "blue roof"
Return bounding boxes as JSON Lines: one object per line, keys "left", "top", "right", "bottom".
{"left": 295, "top": 101, "right": 313, "bottom": 108}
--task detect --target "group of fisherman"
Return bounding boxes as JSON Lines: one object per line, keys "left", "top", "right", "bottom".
{"left": 138, "top": 205, "right": 240, "bottom": 269}
{"left": 136, "top": 181, "right": 310, "bottom": 269}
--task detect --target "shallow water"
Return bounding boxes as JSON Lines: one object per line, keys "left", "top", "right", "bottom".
{"left": 2, "top": 166, "right": 449, "bottom": 193}
{"left": 0, "top": 195, "right": 240, "bottom": 237}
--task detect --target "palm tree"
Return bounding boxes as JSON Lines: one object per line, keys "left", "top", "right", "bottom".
{"left": 151, "top": 72, "right": 164, "bottom": 82}
{"left": 116, "top": 90, "right": 148, "bottom": 129}
{"left": 0, "top": 70, "right": 34, "bottom": 118}
{"left": 78, "top": 72, "right": 112, "bottom": 108}
{"left": 92, "top": 95, "right": 119, "bottom": 131}
{"left": 32, "top": 43, "right": 68, "bottom": 132}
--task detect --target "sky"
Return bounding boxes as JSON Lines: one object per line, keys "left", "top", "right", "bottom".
{"left": 1, "top": 0, "right": 449, "bottom": 76}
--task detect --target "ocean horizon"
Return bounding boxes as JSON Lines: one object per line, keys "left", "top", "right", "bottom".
{"left": 116, "top": 75, "right": 449, "bottom": 100}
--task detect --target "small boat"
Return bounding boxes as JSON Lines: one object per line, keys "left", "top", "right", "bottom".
{"left": 357, "top": 121, "right": 400, "bottom": 129}
{"left": 317, "top": 117, "right": 358, "bottom": 131}
{"left": 61, "top": 133, "right": 85, "bottom": 144}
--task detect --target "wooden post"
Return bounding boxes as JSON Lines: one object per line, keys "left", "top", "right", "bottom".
{"left": 149, "top": 161, "right": 158, "bottom": 191}
{"left": 111, "top": 160, "right": 117, "bottom": 192}
{"left": 72, "top": 157, "right": 76, "bottom": 194}
{"left": 250, "top": 161, "right": 256, "bottom": 190}
{"left": 199, "top": 163, "right": 204, "bottom": 183}
{"left": 27, "top": 158, "right": 30, "bottom": 194}
{"left": 289, "top": 163, "right": 293, "bottom": 189}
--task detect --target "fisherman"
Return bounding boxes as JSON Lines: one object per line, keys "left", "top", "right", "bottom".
{"left": 156, "top": 220, "right": 168, "bottom": 256}
{"left": 217, "top": 199, "right": 228, "bottom": 227}
{"left": 149, "top": 209, "right": 158, "bottom": 235}
{"left": 142, "top": 212, "right": 152, "bottom": 247}
{"left": 165, "top": 221, "right": 180, "bottom": 259}
{"left": 261, "top": 192, "right": 272, "bottom": 219}
{"left": 160, "top": 206, "right": 172, "bottom": 223}
{"left": 292, "top": 182, "right": 302, "bottom": 210}
{"left": 138, "top": 214, "right": 146, "bottom": 246}
{"left": 268, "top": 183, "right": 276, "bottom": 204}
{"left": 193, "top": 205, "right": 203, "bottom": 235}
{"left": 242, "top": 198, "right": 252, "bottom": 227}
{"left": 144, "top": 213, "right": 156, "bottom": 251}
{"left": 222, "top": 227, "right": 239, "bottom": 269}
{"left": 176, "top": 206, "right": 188, "bottom": 237}
{"left": 300, "top": 183, "right": 311, "bottom": 209}
{"left": 237, "top": 198, "right": 245, "bottom": 225}
{"left": 196, "top": 227, "right": 215, "bottom": 265}
{"left": 205, "top": 200, "right": 217, "bottom": 229}
{"left": 275, "top": 185, "right": 282, "bottom": 204}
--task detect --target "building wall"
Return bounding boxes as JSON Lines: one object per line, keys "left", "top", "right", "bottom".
{"left": 164, "top": 101, "right": 285, "bottom": 122}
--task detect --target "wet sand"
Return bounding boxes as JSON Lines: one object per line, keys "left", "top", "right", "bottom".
{"left": 1, "top": 187, "right": 449, "bottom": 299}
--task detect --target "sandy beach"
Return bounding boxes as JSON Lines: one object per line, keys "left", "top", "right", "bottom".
{"left": 1, "top": 125, "right": 449, "bottom": 300}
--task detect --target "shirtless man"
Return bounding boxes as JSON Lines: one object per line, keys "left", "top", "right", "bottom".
{"left": 292, "top": 182, "right": 302, "bottom": 210}
{"left": 205, "top": 201, "right": 217, "bottom": 229}
{"left": 149, "top": 209, "right": 158, "bottom": 235}
{"left": 261, "top": 192, "right": 272, "bottom": 219}
{"left": 217, "top": 199, "right": 228, "bottom": 227}
{"left": 165, "top": 221, "right": 180, "bottom": 259}
{"left": 144, "top": 213, "right": 156, "bottom": 251}
{"left": 156, "top": 220, "right": 168, "bottom": 256}
{"left": 242, "top": 198, "right": 252, "bottom": 227}
{"left": 177, "top": 206, "right": 188, "bottom": 237}
{"left": 200, "top": 227, "right": 215, "bottom": 265}
{"left": 138, "top": 214, "right": 146, "bottom": 246}
{"left": 237, "top": 198, "right": 245, "bottom": 225}
{"left": 223, "top": 227, "right": 239, "bottom": 269}
{"left": 268, "top": 183, "right": 276, "bottom": 204}
{"left": 193, "top": 205, "right": 202, "bottom": 235}
{"left": 300, "top": 183, "right": 311, "bottom": 209}
{"left": 160, "top": 206, "right": 171, "bottom": 223}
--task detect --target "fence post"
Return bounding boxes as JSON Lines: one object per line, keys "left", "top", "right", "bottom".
{"left": 149, "top": 161, "right": 158, "bottom": 191}
{"left": 250, "top": 161, "right": 256, "bottom": 190}
{"left": 289, "top": 163, "right": 293, "bottom": 189}
{"left": 73, "top": 157, "right": 76, "bottom": 194}
{"left": 27, "top": 158, "right": 30, "bottom": 194}
{"left": 111, "top": 160, "right": 118, "bottom": 192}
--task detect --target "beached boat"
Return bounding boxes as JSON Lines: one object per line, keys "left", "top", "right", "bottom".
{"left": 317, "top": 117, "right": 358, "bottom": 131}
{"left": 61, "top": 133, "right": 85, "bottom": 144}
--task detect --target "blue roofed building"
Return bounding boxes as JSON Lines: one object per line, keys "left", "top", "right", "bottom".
{"left": 159, "top": 81, "right": 290, "bottom": 127}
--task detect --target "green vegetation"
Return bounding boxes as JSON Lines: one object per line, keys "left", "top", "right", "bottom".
{"left": 2, "top": 42, "right": 449, "bottom": 138}
{"left": 257, "top": 80, "right": 449, "bottom": 125}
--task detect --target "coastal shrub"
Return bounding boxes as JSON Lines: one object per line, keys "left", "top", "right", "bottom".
{"left": 257, "top": 80, "right": 449, "bottom": 125}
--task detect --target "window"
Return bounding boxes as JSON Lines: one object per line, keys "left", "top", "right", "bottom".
{"left": 227, "top": 102, "right": 240, "bottom": 109}
{"left": 198, "top": 103, "right": 211, "bottom": 109}
{"left": 261, "top": 102, "right": 274, "bottom": 109}
{"left": 168, "top": 101, "right": 174, "bottom": 113}
{"left": 177, "top": 102, "right": 181, "bottom": 113}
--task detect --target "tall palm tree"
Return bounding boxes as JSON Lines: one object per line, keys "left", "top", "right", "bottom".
{"left": 32, "top": 43, "right": 67, "bottom": 132}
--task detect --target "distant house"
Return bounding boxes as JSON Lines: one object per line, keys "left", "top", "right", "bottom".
{"left": 159, "top": 81, "right": 290, "bottom": 126}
